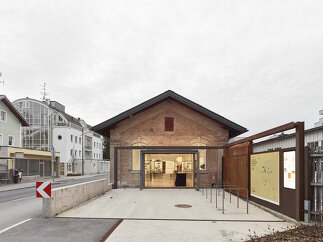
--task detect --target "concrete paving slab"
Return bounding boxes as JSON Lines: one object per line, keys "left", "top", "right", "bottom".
{"left": 0, "top": 217, "right": 121, "bottom": 242}
{"left": 58, "top": 188, "right": 283, "bottom": 221}
{"left": 106, "top": 220, "right": 293, "bottom": 242}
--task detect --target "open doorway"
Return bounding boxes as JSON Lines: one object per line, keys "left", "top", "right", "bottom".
{"left": 144, "top": 153, "right": 194, "bottom": 188}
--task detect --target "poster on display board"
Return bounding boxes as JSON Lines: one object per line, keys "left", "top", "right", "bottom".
{"left": 283, "top": 151, "right": 295, "bottom": 189}
{"left": 250, "top": 152, "right": 279, "bottom": 205}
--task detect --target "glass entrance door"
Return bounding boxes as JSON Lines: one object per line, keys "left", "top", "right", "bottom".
{"left": 145, "top": 154, "right": 194, "bottom": 188}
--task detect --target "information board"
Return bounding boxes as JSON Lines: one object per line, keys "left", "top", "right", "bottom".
{"left": 283, "top": 151, "right": 295, "bottom": 189}
{"left": 250, "top": 152, "right": 279, "bottom": 205}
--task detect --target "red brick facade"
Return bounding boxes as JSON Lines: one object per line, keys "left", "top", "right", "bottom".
{"left": 109, "top": 98, "right": 229, "bottom": 188}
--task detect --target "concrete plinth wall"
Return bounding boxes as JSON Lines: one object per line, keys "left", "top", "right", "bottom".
{"left": 43, "top": 178, "right": 112, "bottom": 217}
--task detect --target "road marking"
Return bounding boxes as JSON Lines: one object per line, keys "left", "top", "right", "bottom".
{"left": 0, "top": 218, "right": 32, "bottom": 234}
{"left": 0, "top": 196, "right": 35, "bottom": 204}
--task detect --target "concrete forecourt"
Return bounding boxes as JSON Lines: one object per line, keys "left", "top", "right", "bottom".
{"left": 57, "top": 189, "right": 294, "bottom": 242}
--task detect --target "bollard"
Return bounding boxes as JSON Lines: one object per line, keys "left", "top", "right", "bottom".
{"left": 206, "top": 188, "right": 208, "bottom": 199}
{"left": 237, "top": 188, "right": 239, "bottom": 208}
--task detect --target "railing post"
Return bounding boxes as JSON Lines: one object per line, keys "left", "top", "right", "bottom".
{"left": 216, "top": 186, "right": 218, "bottom": 208}
{"left": 210, "top": 185, "right": 212, "bottom": 203}
{"left": 247, "top": 189, "right": 249, "bottom": 214}
{"left": 222, "top": 185, "right": 224, "bottom": 214}
{"left": 230, "top": 186, "right": 231, "bottom": 203}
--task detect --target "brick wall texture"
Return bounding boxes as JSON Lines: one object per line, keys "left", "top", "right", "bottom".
{"left": 109, "top": 98, "right": 230, "bottom": 188}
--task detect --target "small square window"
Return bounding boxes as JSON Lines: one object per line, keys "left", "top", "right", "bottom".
{"left": 164, "top": 117, "right": 174, "bottom": 131}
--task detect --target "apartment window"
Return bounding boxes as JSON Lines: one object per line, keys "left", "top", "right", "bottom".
{"left": 70, "top": 149, "right": 73, "bottom": 156}
{"left": 75, "top": 136, "right": 77, "bottom": 143}
{"left": 79, "top": 151, "right": 81, "bottom": 157}
{"left": 8, "top": 136, "right": 14, "bottom": 146}
{"left": 164, "top": 117, "right": 174, "bottom": 131}
{"left": 0, "top": 111, "right": 7, "bottom": 122}
{"left": 71, "top": 135, "right": 73, "bottom": 142}
{"left": 75, "top": 150, "right": 77, "bottom": 157}
{"left": 0, "top": 134, "right": 3, "bottom": 145}
{"left": 79, "top": 137, "right": 81, "bottom": 144}
{"left": 94, "top": 142, "right": 96, "bottom": 148}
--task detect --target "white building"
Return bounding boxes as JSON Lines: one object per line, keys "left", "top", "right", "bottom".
{"left": 13, "top": 98, "right": 106, "bottom": 175}
{"left": 254, "top": 110, "right": 323, "bottom": 153}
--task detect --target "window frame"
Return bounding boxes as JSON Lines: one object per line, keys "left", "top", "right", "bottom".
{"left": 193, "top": 143, "right": 207, "bottom": 170}
{"left": 8, "top": 135, "right": 14, "bottom": 146}
{"left": 0, "top": 110, "right": 7, "bottom": 122}
{"left": 132, "top": 143, "right": 146, "bottom": 171}
{"left": 164, "top": 117, "right": 174, "bottom": 131}
{"left": 198, "top": 149, "right": 207, "bottom": 170}
{"left": 132, "top": 149, "right": 141, "bottom": 170}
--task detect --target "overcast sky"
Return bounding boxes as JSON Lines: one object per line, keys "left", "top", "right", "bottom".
{"left": 0, "top": 0, "right": 322, "bottom": 136}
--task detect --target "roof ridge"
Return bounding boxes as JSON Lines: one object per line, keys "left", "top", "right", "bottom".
{"left": 93, "top": 90, "right": 248, "bottom": 138}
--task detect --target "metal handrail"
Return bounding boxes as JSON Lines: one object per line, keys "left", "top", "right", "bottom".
{"left": 215, "top": 185, "right": 239, "bottom": 205}
{"left": 220, "top": 187, "right": 249, "bottom": 214}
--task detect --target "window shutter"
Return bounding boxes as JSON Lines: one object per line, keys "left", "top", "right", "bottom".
{"left": 164, "top": 117, "right": 174, "bottom": 131}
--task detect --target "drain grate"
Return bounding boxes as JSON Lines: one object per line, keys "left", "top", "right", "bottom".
{"left": 174, "top": 204, "right": 192, "bottom": 208}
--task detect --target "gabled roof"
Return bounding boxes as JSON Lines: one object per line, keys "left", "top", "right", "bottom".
{"left": 92, "top": 90, "right": 248, "bottom": 138}
{"left": 0, "top": 95, "right": 29, "bottom": 126}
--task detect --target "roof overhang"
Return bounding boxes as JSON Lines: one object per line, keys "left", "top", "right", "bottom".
{"left": 92, "top": 90, "right": 248, "bottom": 138}
{"left": 0, "top": 95, "right": 29, "bottom": 126}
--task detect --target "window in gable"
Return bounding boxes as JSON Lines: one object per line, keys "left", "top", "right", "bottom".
{"left": 164, "top": 117, "right": 174, "bottom": 131}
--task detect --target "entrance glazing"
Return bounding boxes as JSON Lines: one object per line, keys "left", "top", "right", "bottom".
{"left": 145, "top": 154, "right": 194, "bottom": 188}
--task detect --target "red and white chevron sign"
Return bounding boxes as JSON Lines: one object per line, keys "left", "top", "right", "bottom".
{"left": 36, "top": 181, "right": 51, "bottom": 198}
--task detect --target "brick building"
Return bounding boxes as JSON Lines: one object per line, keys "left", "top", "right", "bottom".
{"left": 93, "top": 90, "right": 247, "bottom": 189}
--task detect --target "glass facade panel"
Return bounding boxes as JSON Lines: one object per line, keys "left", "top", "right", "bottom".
{"left": 29, "top": 159, "right": 40, "bottom": 176}
{"left": 145, "top": 154, "right": 194, "bottom": 188}
{"left": 44, "top": 161, "right": 51, "bottom": 176}
{"left": 13, "top": 100, "right": 52, "bottom": 151}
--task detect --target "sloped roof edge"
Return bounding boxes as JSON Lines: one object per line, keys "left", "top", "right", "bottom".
{"left": 0, "top": 95, "right": 29, "bottom": 126}
{"left": 93, "top": 90, "right": 248, "bottom": 138}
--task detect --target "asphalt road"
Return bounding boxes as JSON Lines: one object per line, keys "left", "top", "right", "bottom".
{"left": 0, "top": 174, "right": 109, "bottom": 232}
{"left": 0, "top": 218, "right": 121, "bottom": 242}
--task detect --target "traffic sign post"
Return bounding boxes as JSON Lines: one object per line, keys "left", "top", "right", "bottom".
{"left": 36, "top": 181, "right": 51, "bottom": 198}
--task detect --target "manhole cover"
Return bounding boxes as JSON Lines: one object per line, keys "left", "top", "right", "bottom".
{"left": 174, "top": 204, "right": 192, "bottom": 208}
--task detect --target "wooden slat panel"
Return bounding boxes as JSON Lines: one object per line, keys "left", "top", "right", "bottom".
{"left": 223, "top": 142, "right": 250, "bottom": 198}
